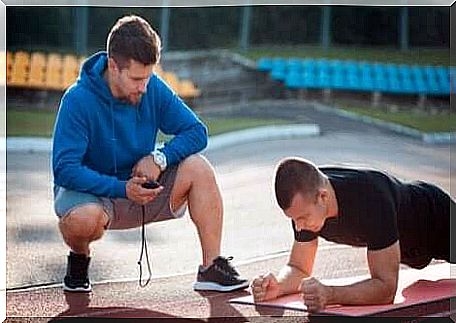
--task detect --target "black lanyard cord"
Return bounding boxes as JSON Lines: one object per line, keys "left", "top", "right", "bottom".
{"left": 138, "top": 205, "right": 152, "bottom": 287}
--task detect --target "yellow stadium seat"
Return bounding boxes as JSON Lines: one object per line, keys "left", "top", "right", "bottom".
{"left": 45, "top": 53, "right": 63, "bottom": 90}
{"left": 6, "top": 51, "right": 13, "bottom": 83}
{"left": 0, "top": 51, "right": 6, "bottom": 86}
{"left": 179, "top": 79, "right": 201, "bottom": 99}
{"left": 9, "top": 51, "right": 30, "bottom": 87}
{"left": 62, "top": 54, "right": 80, "bottom": 89}
{"left": 28, "top": 52, "right": 47, "bottom": 89}
{"left": 162, "top": 71, "right": 180, "bottom": 92}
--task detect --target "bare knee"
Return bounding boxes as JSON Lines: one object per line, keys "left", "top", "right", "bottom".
{"left": 180, "top": 154, "right": 216, "bottom": 181}
{"left": 170, "top": 154, "right": 218, "bottom": 213}
{"left": 59, "top": 204, "right": 108, "bottom": 242}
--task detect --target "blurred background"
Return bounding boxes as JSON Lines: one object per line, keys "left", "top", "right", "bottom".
{"left": 6, "top": 6, "right": 450, "bottom": 53}
{"left": 4, "top": 5, "right": 453, "bottom": 137}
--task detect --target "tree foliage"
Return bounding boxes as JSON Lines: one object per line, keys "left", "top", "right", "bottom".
{"left": 6, "top": 6, "right": 449, "bottom": 54}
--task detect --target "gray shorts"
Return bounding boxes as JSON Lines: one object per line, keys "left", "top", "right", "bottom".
{"left": 53, "top": 165, "right": 186, "bottom": 230}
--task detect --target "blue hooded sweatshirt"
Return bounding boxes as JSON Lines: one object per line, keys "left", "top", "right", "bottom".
{"left": 52, "top": 52, "right": 208, "bottom": 198}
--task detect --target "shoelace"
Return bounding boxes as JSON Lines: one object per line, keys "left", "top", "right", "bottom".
{"left": 137, "top": 205, "right": 152, "bottom": 287}
{"left": 214, "top": 256, "right": 239, "bottom": 277}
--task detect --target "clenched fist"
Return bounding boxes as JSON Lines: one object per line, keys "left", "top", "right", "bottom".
{"left": 250, "top": 273, "right": 281, "bottom": 302}
{"left": 299, "top": 276, "right": 331, "bottom": 313}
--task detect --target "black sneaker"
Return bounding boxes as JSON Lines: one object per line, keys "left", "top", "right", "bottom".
{"left": 63, "top": 251, "right": 92, "bottom": 292}
{"left": 192, "top": 256, "right": 249, "bottom": 292}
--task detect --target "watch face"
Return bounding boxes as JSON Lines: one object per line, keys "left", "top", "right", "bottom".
{"left": 154, "top": 152, "right": 166, "bottom": 169}
{"left": 156, "top": 155, "right": 164, "bottom": 164}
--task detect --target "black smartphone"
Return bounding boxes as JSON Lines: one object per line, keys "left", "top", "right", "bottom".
{"left": 142, "top": 180, "right": 160, "bottom": 189}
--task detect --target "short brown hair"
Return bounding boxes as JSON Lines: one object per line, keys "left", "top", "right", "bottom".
{"left": 274, "top": 157, "right": 326, "bottom": 210}
{"left": 107, "top": 15, "right": 161, "bottom": 69}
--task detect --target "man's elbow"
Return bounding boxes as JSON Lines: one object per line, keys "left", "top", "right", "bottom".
{"left": 197, "top": 123, "right": 208, "bottom": 150}
{"left": 379, "top": 283, "right": 397, "bottom": 304}
{"left": 380, "top": 293, "right": 395, "bottom": 304}
{"left": 53, "top": 163, "right": 77, "bottom": 188}
{"left": 53, "top": 165, "right": 64, "bottom": 186}
{"left": 386, "top": 288, "right": 397, "bottom": 304}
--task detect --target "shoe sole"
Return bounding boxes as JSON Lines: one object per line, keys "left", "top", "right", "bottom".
{"left": 63, "top": 284, "right": 92, "bottom": 293}
{"left": 193, "top": 281, "right": 249, "bottom": 292}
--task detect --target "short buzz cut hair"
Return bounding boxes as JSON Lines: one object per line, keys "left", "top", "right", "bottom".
{"left": 274, "top": 157, "right": 327, "bottom": 210}
{"left": 107, "top": 15, "right": 161, "bottom": 69}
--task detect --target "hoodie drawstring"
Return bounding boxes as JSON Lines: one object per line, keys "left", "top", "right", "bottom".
{"left": 110, "top": 102, "right": 118, "bottom": 175}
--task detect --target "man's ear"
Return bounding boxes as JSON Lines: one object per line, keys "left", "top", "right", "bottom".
{"left": 317, "top": 188, "right": 329, "bottom": 205}
{"left": 107, "top": 57, "right": 118, "bottom": 73}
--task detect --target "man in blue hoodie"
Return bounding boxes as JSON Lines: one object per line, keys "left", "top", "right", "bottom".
{"left": 52, "top": 15, "right": 248, "bottom": 293}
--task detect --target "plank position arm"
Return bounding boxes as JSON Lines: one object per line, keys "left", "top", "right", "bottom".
{"left": 251, "top": 239, "right": 400, "bottom": 312}
{"left": 250, "top": 238, "right": 318, "bottom": 301}
{"left": 324, "top": 241, "right": 400, "bottom": 306}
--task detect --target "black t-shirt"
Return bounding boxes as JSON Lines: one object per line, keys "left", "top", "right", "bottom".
{"left": 292, "top": 166, "right": 448, "bottom": 266}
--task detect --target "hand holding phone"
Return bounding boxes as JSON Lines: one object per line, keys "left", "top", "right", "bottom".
{"left": 142, "top": 180, "right": 160, "bottom": 189}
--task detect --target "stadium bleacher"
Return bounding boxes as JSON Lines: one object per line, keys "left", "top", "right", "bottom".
{"left": 6, "top": 51, "right": 13, "bottom": 84}
{"left": 9, "top": 51, "right": 30, "bottom": 88}
{"left": 62, "top": 54, "right": 80, "bottom": 89}
{"left": 45, "top": 53, "right": 64, "bottom": 91}
{"left": 28, "top": 52, "right": 47, "bottom": 89}
{"left": 0, "top": 51, "right": 6, "bottom": 85}
{"left": 5, "top": 51, "right": 201, "bottom": 100}
{"left": 258, "top": 57, "right": 453, "bottom": 97}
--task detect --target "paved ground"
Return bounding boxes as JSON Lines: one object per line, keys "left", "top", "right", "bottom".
{"left": 5, "top": 101, "right": 455, "bottom": 320}
{"left": 7, "top": 260, "right": 454, "bottom": 321}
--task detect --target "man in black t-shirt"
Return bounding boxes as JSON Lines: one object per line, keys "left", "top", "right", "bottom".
{"left": 251, "top": 157, "right": 454, "bottom": 313}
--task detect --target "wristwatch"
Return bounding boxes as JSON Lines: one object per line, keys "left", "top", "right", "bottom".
{"left": 150, "top": 150, "right": 167, "bottom": 171}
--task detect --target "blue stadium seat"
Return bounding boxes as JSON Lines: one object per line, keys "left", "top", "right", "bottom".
{"left": 435, "top": 66, "right": 447, "bottom": 80}
{"left": 359, "top": 62, "right": 374, "bottom": 91}
{"left": 300, "top": 59, "right": 318, "bottom": 88}
{"left": 287, "top": 58, "right": 302, "bottom": 74}
{"left": 424, "top": 66, "right": 441, "bottom": 96}
{"left": 257, "top": 57, "right": 273, "bottom": 72}
{"left": 270, "top": 58, "right": 287, "bottom": 81}
{"left": 330, "top": 60, "right": 346, "bottom": 89}
{"left": 435, "top": 66, "right": 450, "bottom": 95}
{"left": 270, "top": 55, "right": 451, "bottom": 97}
{"left": 315, "top": 59, "right": 331, "bottom": 88}
{"left": 372, "top": 63, "right": 388, "bottom": 92}
{"left": 398, "top": 64, "right": 416, "bottom": 94}
{"left": 345, "top": 60, "right": 358, "bottom": 75}
{"left": 345, "top": 60, "right": 362, "bottom": 91}
{"left": 450, "top": 67, "right": 456, "bottom": 94}
{"left": 283, "top": 58, "right": 304, "bottom": 89}
{"left": 385, "top": 64, "right": 402, "bottom": 93}
{"left": 411, "top": 66, "right": 428, "bottom": 94}
{"left": 285, "top": 69, "right": 301, "bottom": 89}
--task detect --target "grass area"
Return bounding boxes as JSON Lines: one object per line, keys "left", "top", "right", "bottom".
{"left": 241, "top": 45, "right": 450, "bottom": 66}
{"left": 7, "top": 110, "right": 57, "bottom": 137}
{"left": 6, "top": 109, "right": 290, "bottom": 138}
{"left": 339, "top": 106, "right": 456, "bottom": 132}
{"left": 203, "top": 117, "right": 289, "bottom": 136}
{"left": 8, "top": 106, "right": 454, "bottom": 137}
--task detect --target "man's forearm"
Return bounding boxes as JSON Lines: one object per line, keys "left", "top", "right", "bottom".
{"left": 327, "top": 278, "right": 396, "bottom": 306}
{"left": 276, "top": 265, "right": 308, "bottom": 296}
{"left": 161, "top": 123, "right": 207, "bottom": 165}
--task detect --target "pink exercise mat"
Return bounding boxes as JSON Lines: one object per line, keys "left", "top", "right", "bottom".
{"left": 230, "top": 263, "right": 455, "bottom": 316}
